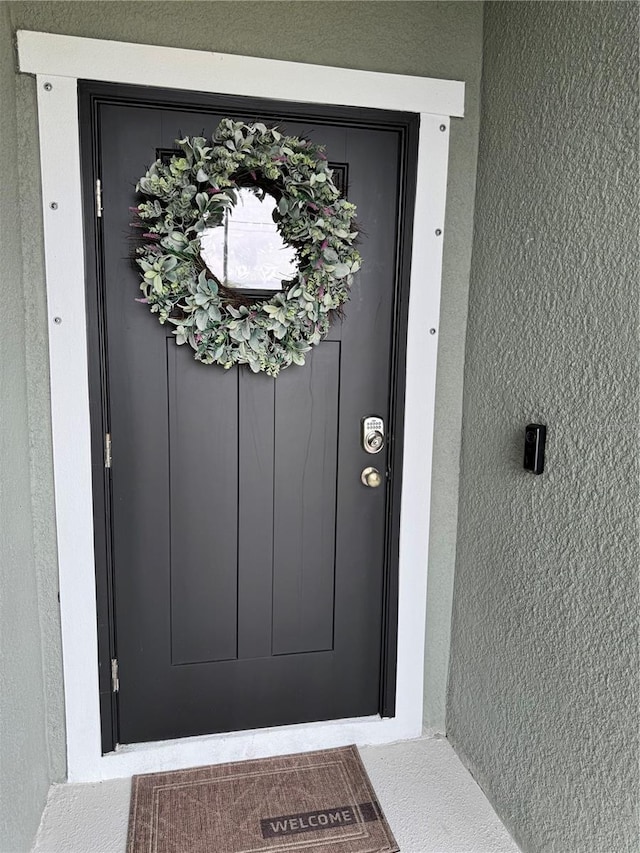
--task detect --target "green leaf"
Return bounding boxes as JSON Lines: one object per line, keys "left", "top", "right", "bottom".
{"left": 195, "top": 192, "right": 209, "bottom": 213}
{"left": 228, "top": 326, "right": 245, "bottom": 342}
{"left": 248, "top": 333, "right": 263, "bottom": 352}
{"left": 333, "top": 263, "right": 351, "bottom": 278}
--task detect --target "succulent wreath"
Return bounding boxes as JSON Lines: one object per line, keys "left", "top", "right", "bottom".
{"left": 133, "top": 118, "right": 361, "bottom": 375}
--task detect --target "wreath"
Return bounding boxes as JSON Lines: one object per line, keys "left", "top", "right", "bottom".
{"left": 133, "top": 118, "right": 361, "bottom": 375}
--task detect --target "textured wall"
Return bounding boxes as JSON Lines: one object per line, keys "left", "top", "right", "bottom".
{"left": 448, "top": 3, "right": 639, "bottom": 852}
{"left": 0, "top": 4, "right": 51, "bottom": 852}
{"left": 3, "top": 0, "right": 483, "bottom": 810}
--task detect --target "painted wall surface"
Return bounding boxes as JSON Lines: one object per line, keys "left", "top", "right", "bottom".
{"left": 448, "top": 3, "right": 639, "bottom": 852}
{"left": 0, "top": 4, "right": 51, "bottom": 851}
{"left": 2, "top": 0, "right": 482, "bottom": 815}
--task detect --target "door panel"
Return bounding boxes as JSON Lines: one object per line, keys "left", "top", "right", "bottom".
{"left": 168, "top": 343, "right": 239, "bottom": 665}
{"left": 82, "top": 85, "right": 416, "bottom": 746}
{"left": 237, "top": 373, "right": 274, "bottom": 660}
{"left": 272, "top": 342, "right": 340, "bottom": 656}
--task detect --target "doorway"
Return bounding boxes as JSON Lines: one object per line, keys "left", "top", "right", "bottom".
{"left": 19, "top": 29, "right": 461, "bottom": 780}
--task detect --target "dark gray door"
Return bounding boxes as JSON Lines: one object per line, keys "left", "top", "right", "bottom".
{"left": 82, "top": 84, "right": 416, "bottom": 747}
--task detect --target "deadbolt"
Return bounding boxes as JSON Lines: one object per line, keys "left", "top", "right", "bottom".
{"left": 361, "top": 416, "right": 385, "bottom": 454}
{"left": 361, "top": 466, "right": 382, "bottom": 488}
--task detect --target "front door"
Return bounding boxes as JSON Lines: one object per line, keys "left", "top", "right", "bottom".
{"left": 80, "top": 82, "right": 417, "bottom": 749}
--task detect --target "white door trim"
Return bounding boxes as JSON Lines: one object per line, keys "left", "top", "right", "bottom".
{"left": 18, "top": 31, "right": 463, "bottom": 783}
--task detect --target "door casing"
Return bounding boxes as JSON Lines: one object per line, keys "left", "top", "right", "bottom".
{"left": 18, "top": 30, "right": 464, "bottom": 783}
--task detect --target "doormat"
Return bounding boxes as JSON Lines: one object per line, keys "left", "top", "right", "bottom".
{"left": 127, "top": 745, "right": 399, "bottom": 853}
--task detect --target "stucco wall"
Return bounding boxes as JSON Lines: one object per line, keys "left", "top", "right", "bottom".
{"left": 0, "top": 4, "right": 51, "bottom": 851}
{"left": 1, "top": 1, "right": 482, "bottom": 832}
{"left": 448, "top": 3, "right": 639, "bottom": 852}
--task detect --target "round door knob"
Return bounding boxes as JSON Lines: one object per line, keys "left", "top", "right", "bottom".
{"left": 361, "top": 466, "right": 382, "bottom": 487}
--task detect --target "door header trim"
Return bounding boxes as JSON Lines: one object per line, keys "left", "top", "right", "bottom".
{"left": 17, "top": 31, "right": 465, "bottom": 117}
{"left": 18, "top": 30, "right": 460, "bottom": 782}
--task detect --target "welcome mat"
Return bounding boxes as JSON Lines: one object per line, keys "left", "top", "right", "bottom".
{"left": 127, "top": 745, "right": 399, "bottom": 853}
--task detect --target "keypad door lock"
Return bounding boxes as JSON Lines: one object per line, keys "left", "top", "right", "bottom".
{"left": 361, "top": 416, "right": 385, "bottom": 454}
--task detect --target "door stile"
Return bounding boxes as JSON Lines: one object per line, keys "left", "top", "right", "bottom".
{"left": 79, "top": 84, "right": 119, "bottom": 752}
{"left": 379, "top": 117, "right": 420, "bottom": 718}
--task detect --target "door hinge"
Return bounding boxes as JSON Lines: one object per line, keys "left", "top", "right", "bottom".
{"left": 111, "top": 658, "right": 119, "bottom": 693}
{"left": 104, "top": 432, "right": 112, "bottom": 469}
{"left": 96, "top": 178, "right": 103, "bottom": 219}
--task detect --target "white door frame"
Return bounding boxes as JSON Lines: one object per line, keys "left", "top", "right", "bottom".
{"left": 18, "top": 31, "right": 464, "bottom": 783}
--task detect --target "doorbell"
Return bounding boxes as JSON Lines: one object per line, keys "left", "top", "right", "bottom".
{"left": 523, "top": 423, "right": 546, "bottom": 475}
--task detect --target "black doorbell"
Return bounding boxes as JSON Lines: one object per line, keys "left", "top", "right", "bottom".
{"left": 523, "top": 423, "right": 546, "bottom": 474}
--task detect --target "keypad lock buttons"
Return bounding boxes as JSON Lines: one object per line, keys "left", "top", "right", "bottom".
{"left": 361, "top": 416, "right": 385, "bottom": 454}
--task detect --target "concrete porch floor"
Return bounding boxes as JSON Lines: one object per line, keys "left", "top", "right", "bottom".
{"left": 32, "top": 736, "right": 519, "bottom": 853}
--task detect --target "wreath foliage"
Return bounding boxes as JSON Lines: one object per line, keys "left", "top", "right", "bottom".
{"left": 134, "top": 118, "right": 361, "bottom": 375}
